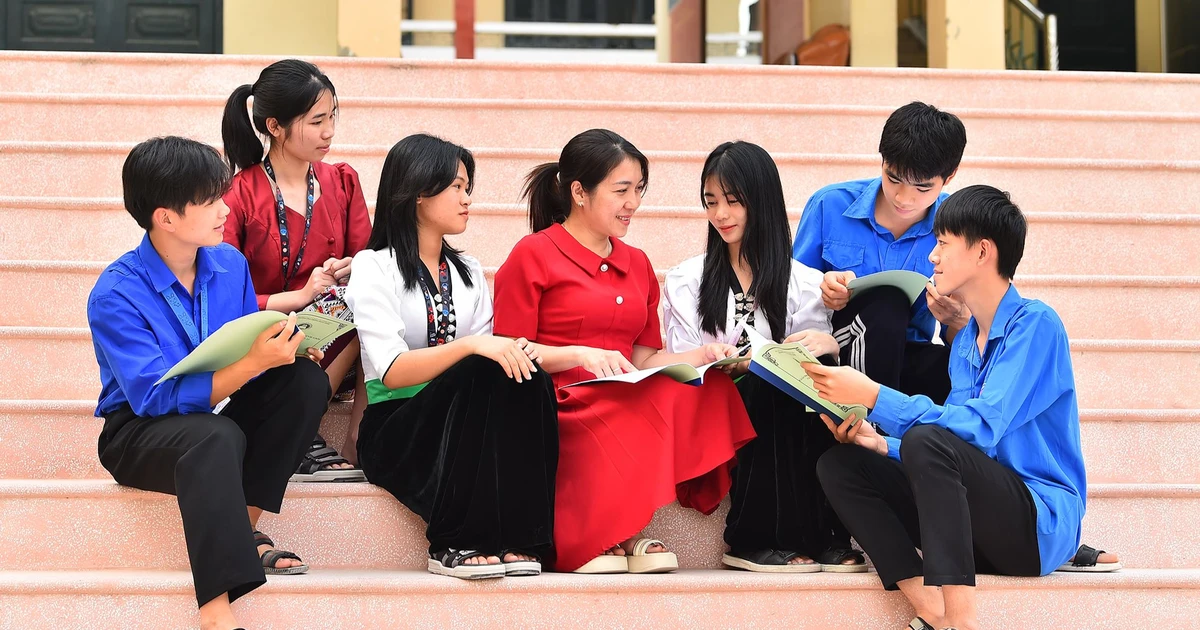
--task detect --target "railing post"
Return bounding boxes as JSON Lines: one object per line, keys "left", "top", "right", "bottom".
{"left": 1045, "top": 12, "right": 1059, "bottom": 70}
{"left": 455, "top": 0, "right": 475, "bottom": 59}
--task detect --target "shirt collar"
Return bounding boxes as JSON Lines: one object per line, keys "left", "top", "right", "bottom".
{"left": 543, "top": 223, "right": 631, "bottom": 276}
{"left": 843, "top": 177, "right": 938, "bottom": 240}
{"left": 136, "top": 234, "right": 227, "bottom": 294}
{"left": 987, "top": 284, "right": 1024, "bottom": 341}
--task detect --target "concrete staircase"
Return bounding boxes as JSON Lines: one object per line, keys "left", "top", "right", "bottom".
{"left": 0, "top": 51, "right": 1198, "bottom": 628}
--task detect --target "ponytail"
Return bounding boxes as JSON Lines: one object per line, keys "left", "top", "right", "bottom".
{"left": 221, "top": 84, "right": 262, "bottom": 173}
{"left": 522, "top": 162, "right": 566, "bottom": 233}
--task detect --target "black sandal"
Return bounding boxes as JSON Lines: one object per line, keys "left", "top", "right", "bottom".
{"left": 290, "top": 435, "right": 366, "bottom": 482}
{"left": 500, "top": 549, "right": 542, "bottom": 576}
{"left": 1056, "top": 543, "right": 1122, "bottom": 572}
{"left": 908, "top": 618, "right": 936, "bottom": 630}
{"left": 817, "top": 547, "right": 868, "bottom": 573}
{"left": 427, "top": 549, "right": 505, "bottom": 580}
{"left": 254, "top": 530, "right": 308, "bottom": 575}
{"left": 721, "top": 548, "right": 821, "bottom": 573}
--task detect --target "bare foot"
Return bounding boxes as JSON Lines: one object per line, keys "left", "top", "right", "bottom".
{"left": 462, "top": 554, "right": 501, "bottom": 566}
{"left": 619, "top": 534, "right": 668, "bottom": 555}
{"left": 503, "top": 552, "right": 537, "bottom": 563}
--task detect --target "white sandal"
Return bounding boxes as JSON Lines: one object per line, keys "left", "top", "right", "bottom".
{"left": 627, "top": 538, "right": 678, "bottom": 574}
{"left": 573, "top": 553, "right": 629, "bottom": 574}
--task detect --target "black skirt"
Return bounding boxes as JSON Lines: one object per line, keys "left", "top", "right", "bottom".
{"left": 723, "top": 371, "right": 850, "bottom": 557}
{"left": 357, "top": 355, "right": 559, "bottom": 560}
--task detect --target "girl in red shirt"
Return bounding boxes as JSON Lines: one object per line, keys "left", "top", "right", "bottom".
{"left": 493, "top": 129, "right": 756, "bottom": 573}
{"left": 220, "top": 60, "right": 370, "bottom": 482}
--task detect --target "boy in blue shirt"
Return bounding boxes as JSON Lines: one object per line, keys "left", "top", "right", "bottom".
{"left": 804, "top": 186, "right": 1086, "bottom": 630}
{"left": 88, "top": 137, "right": 330, "bottom": 630}
{"left": 793, "top": 102, "right": 968, "bottom": 406}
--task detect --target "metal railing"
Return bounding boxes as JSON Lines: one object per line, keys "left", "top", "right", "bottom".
{"left": 1005, "top": 0, "right": 1059, "bottom": 70}
{"left": 400, "top": 20, "right": 761, "bottom": 44}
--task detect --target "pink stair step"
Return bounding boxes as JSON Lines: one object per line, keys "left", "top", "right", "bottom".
{"left": 4, "top": 198, "right": 1200, "bottom": 280}
{"left": 3, "top": 50, "right": 1199, "bottom": 113}
{"left": 3, "top": 142, "right": 1198, "bottom": 218}
{"left": 4, "top": 260, "right": 1197, "bottom": 341}
{"left": 0, "top": 568, "right": 1196, "bottom": 629}
{"left": 0, "top": 480, "right": 1193, "bottom": 572}
{"left": 2, "top": 401, "right": 1195, "bottom": 484}
{"left": 4, "top": 93, "right": 1197, "bottom": 161}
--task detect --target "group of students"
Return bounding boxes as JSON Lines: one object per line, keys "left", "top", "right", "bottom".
{"left": 86, "top": 59, "right": 1117, "bottom": 630}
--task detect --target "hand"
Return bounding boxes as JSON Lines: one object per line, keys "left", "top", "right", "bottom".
{"left": 701, "top": 342, "right": 740, "bottom": 364}
{"left": 578, "top": 347, "right": 637, "bottom": 378}
{"left": 819, "top": 413, "right": 888, "bottom": 456}
{"left": 246, "top": 312, "right": 304, "bottom": 372}
{"left": 821, "top": 270, "right": 856, "bottom": 311}
{"left": 926, "top": 282, "right": 971, "bottom": 330}
{"left": 784, "top": 329, "right": 840, "bottom": 358}
{"left": 305, "top": 347, "right": 324, "bottom": 364}
{"left": 303, "top": 266, "right": 337, "bottom": 301}
{"left": 324, "top": 257, "right": 353, "bottom": 285}
{"left": 469, "top": 336, "right": 538, "bottom": 383}
{"left": 518, "top": 338, "right": 543, "bottom": 365}
{"left": 800, "top": 362, "right": 881, "bottom": 408}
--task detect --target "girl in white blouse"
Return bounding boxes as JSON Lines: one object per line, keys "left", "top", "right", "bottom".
{"left": 345, "top": 134, "right": 557, "bottom": 580}
{"left": 662, "top": 141, "right": 866, "bottom": 574}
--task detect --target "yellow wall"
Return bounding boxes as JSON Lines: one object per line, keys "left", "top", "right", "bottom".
{"left": 224, "top": 0, "right": 339, "bottom": 56}
{"left": 338, "top": 0, "right": 401, "bottom": 57}
{"left": 927, "top": 0, "right": 1005, "bottom": 69}
{"left": 807, "top": 0, "right": 850, "bottom": 37}
{"left": 849, "top": 0, "right": 897, "bottom": 66}
{"left": 1135, "top": 0, "right": 1163, "bottom": 72}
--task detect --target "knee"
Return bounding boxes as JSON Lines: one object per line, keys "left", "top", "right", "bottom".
{"left": 182, "top": 415, "right": 247, "bottom": 465}
{"left": 898, "top": 424, "right": 953, "bottom": 467}
{"left": 289, "top": 359, "right": 334, "bottom": 404}
{"left": 816, "top": 444, "right": 865, "bottom": 493}
{"left": 855, "top": 287, "right": 910, "bottom": 333}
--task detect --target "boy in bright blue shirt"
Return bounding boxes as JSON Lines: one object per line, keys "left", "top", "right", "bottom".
{"left": 793, "top": 102, "right": 968, "bottom": 406}
{"left": 804, "top": 186, "right": 1087, "bottom": 630}
{"left": 88, "top": 136, "right": 330, "bottom": 630}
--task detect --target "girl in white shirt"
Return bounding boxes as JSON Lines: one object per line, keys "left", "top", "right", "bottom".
{"left": 345, "top": 134, "right": 557, "bottom": 580}
{"left": 662, "top": 141, "right": 865, "bottom": 574}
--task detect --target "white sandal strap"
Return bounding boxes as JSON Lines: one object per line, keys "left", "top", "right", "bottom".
{"left": 632, "top": 538, "right": 666, "bottom": 556}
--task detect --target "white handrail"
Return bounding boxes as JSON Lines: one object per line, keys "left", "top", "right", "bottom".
{"left": 1007, "top": 0, "right": 1059, "bottom": 70}
{"left": 400, "top": 19, "right": 761, "bottom": 44}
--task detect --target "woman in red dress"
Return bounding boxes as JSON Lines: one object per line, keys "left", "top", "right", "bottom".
{"left": 220, "top": 60, "right": 371, "bottom": 481}
{"left": 493, "top": 129, "right": 756, "bottom": 573}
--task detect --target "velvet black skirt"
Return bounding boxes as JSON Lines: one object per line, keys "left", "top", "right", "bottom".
{"left": 723, "top": 372, "right": 851, "bottom": 557}
{"left": 357, "top": 355, "right": 559, "bottom": 560}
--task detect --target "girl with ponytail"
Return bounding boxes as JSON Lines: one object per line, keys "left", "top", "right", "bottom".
{"left": 220, "top": 59, "right": 371, "bottom": 483}
{"left": 662, "top": 141, "right": 866, "bottom": 573}
{"left": 493, "top": 129, "right": 755, "bottom": 574}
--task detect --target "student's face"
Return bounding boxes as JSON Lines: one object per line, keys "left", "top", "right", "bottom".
{"left": 703, "top": 175, "right": 747, "bottom": 247}
{"left": 574, "top": 157, "right": 645, "bottom": 239}
{"left": 929, "top": 231, "right": 980, "bottom": 295}
{"left": 158, "top": 197, "right": 230, "bottom": 248}
{"left": 273, "top": 90, "right": 337, "bottom": 164}
{"left": 879, "top": 162, "right": 953, "bottom": 222}
{"left": 417, "top": 162, "right": 472, "bottom": 236}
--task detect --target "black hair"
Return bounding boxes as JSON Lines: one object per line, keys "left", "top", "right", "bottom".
{"left": 934, "top": 184, "right": 1026, "bottom": 280}
{"left": 698, "top": 141, "right": 792, "bottom": 342}
{"left": 221, "top": 59, "right": 337, "bottom": 173}
{"left": 878, "top": 101, "right": 967, "bottom": 183}
{"left": 522, "top": 128, "right": 649, "bottom": 233}
{"left": 367, "top": 133, "right": 477, "bottom": 291}
{"left": 121, "top": 136, "right": 232, "bottom": 231}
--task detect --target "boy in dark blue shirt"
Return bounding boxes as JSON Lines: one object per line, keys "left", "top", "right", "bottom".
{"left": 793, "top": 102, "right": 968, "bottom": 406}
{"left": 88, "top": 137, "right": 331, "bottom": 630}
{"left": 805, "top": 186, "right": 1087, "bottom": 630}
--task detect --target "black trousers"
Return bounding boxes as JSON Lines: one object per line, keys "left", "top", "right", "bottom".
{"left": 98, "top": 360, "right": 330, "bottom": 607}
{"left": 817, "top": 425, "right": 1041, "bottom": 590}
{"left": 724, "top": 371, "right": 850, "bottom": 557}
{"left": 833, "top": 286, "right": 951, "bottom": 405}
{"left": 358, "top": 355, "right": 559, "bottom": 562}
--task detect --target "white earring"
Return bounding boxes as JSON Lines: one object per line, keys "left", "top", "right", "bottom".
{"left": 578, "top": 200, "right": 584, "bottom": 207}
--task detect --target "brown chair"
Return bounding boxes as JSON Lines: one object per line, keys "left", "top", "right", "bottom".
{"left": 777, "top": 24, "right": 850, "bottom": 66}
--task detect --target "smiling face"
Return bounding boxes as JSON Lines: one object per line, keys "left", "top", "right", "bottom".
{"left": 703, "top": 174, "right": 747, "bottom": 246}
{"left": 417, "top": 161, "right": 472, "bottom": 236}
{"left": 156, "top": 196, "right": 230, "bottom": 248}
{"left": 929, "top": 231, "right": 982, "bottom": 295}
{"left": 572, "top": 156, "right": 645, "bottom": 239}
{"left": 877, "top": 162, "right": 953, "bottom": 226}
{"left": 269, "top": 89, "right": 337, "bottom": 164}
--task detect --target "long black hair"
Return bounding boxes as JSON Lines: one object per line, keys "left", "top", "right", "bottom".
{"left": 367, "top": 133, "right": 476, "bottom": 291}
{"left": 698, "top": 141, "right": 792, "bottom": 342}
{"left": 522, "top": 128, "right": 648, "bottom": 233}
{"left": 221, "top": 59, "right": 337, "bottom": 173}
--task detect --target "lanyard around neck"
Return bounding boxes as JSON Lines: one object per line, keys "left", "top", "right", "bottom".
{"left": 161, "top": 282, "right": 208, "bottom": 348}
{"left": 262, "top": 156, "right": 315, "bottom": 288}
